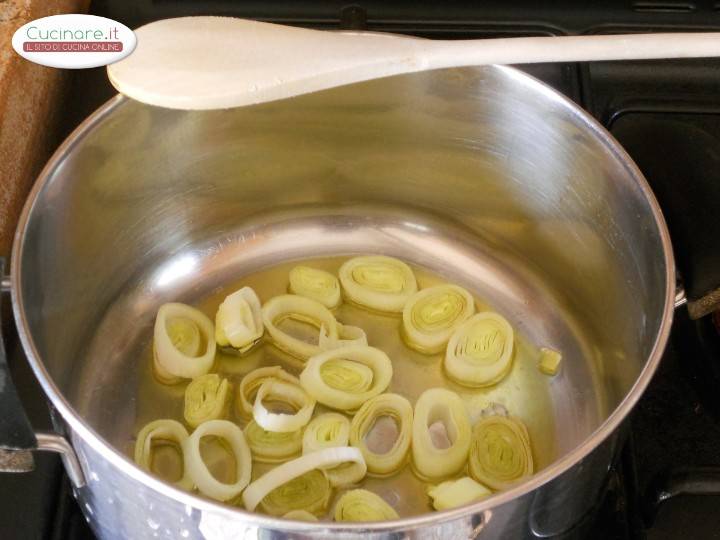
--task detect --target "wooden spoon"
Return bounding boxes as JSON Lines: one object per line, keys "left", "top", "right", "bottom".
{"left": 107, "top": 16, "right": 720, "bottom": 110}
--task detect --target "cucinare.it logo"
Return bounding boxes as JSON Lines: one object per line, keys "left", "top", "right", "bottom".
{"left": 12, "top": 14, "right": 136, "bottom": 69}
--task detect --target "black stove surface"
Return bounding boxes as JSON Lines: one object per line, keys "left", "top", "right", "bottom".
{"left": 3, "top": 2, "right": 720, "bottom": 539}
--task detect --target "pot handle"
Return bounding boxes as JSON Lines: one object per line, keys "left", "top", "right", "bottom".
{"left": 611, "top": 117, "right": 720, "bottom": 320}
{"left": 0, "top": 259, "right": 85, "bottom": 488}
{"left": 642, "top": 467, "right": 720, "bottom": 527}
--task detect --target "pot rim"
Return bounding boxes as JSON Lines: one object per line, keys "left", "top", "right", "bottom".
{"left": 10, "top": 64, "right": 676, "bottom": 532}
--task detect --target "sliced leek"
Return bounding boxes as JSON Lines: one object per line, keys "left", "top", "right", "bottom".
{"left": 242, "top": 447, "right": 366, "bottom": 512}
{"left": 288, "top": 266, "right": 341, "bottom": 309}
{"left": 215, "top": 287, "right": 263, "bottom": 353}
{"left": 183, "top": 419, "right": 252, "bottom": 501}
{"left": 303, "top": 413, "right": 365, "bottom": 487}
{"left": 244, "top": 420, "right": 303, "bottom": 463}
{"left": 338, "top": 255, "right": 418, "bottom": 313}
{"left": 468, "top": 415, "right": 534, "bottom": 491}
{"left": 538, "top": 347, "right": 562, "bottom": 376}
{"left": 253, "top": 379, "right": 316, "bottom": 432}
{"left": 184, "top": 374, "right": 230, "bottom": 428}
{"left": 134, "top": 419, "right": 192, "bottom": 490}
{"left": 300, "top": 345, "right": 393, "bottom": 411}
{"left": 319, "top": 324, "right": 368, "bottom": 350}
{"left": 262, "top": 294, "right": 338, "bottom": 360}
{"left": 283, "top": 509, "right": 319, "bottom": 521}
{"left": 412, "top": 388, "right": 471, "bottom": 480}
{"left": 402, "top": 284, "right": 475, "bottom": 354}
{"left": 349, "top": 393, "right": 412, "bottom": 476}
{"left": 153, "top": 303, "right": 216, "bottom": 382}
{"left": 302, "top": 413, "right": 351, "bottom": 453}
{"left": 236, "top": 366, "right": 301, "bottom": 422}
{"left": 260, "top": 469, "right": 331, "bottom": 517}
{"left": 427, "top": 477, "right": 491, "bottom": 511}
{"left": 445, "top": 312, "right": 514, "bottom": 388}
{"left": 334, "top": 489, "right": 399, "bottom": 522}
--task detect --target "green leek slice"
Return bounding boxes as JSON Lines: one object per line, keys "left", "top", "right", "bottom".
{"left": 236, "top": 366, "right": 301, "bottom": 423}
{"left": 215, "top": 287, "right": 263, "bottom": 353}
{"left": 444, "top": 312, "right": 514, "bottom": 388}
{"left": 319, "top": 323, "right": 368, "bottom": 350}
{"left": 282, "top": 509, "right": 319, "bottom": 521}
{"left": 338, "top": 256, "right": 418, "bottom": 313}
{"left": 538, "top": 347, "right": 562, "bottom": 376}
{"left": 262, "top": 294, "right": 338, "bottom": 360}
{"left": 303, "top": 413, "right": 365, "bottom": 487}
{"left": 468, "top": 415, "right": 534, "bottom": 491}
{"left": 244, "top": 420, "right": 303, "bottom": 463}
{"left": 411, "top": 388, "right": 471, "bottom": 480}
{"left": 288, "top": 266, "right": 341, "bottom": 309}
{"left": 334, "top": 489, "right": 399, "bottom": 522}
{"left": 242, "top": 447, "right": 366, "bottom": 512}
{"left": 300, "top": 345, "right": 393, "bottom": 411}
{"left": 182, "top": 419, "right": 252, "bottom": 501}
{"left": 260, "top": 469, "right": 331, "bottom": 517}
{"left": 134, "top": 419, "right": 193, "bottom": 490}
{"left": 349, "top": 393, "right": 412, "bottom": 476}
{"left": 302, "top": 412, "right": 350, "bottom": 453}
{"left": 253, "top": 379, "right": 316, "bottom": 432}
{"left": 153, "top": 303, "right": 216, "bottom": 383}
{"left": 427, "top": 477, "right": 491, "bottom": 510}
{"left": 183, "top": 374, "right": 230, "bottom": 428}
{"left": 402, "top": 284, "right": 475, "bottom": 354}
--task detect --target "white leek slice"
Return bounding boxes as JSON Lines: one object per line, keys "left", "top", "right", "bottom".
{"left": 334, "top": 489, "right": 399, "bottom": 522}
{"left": 262, "top": 294, "right": 338, "bottom": 360}
{"left": 236, "top": 366, "right": 301, "bottom": 422}
{"left": 260, "top": 469, "right": 331, "bottom": 517}
{"left": 288, "top": 266, "right": 341, "bottom": 309}
{"left": 445, "top": 312, "right": 514, "bottom": 388}
{"left": 253, "top": 379, "right": 316, "bottom": 432}
{"left": 283, "top": 509, "right": 319, "bottom": 521}
{"left": 303, "top": 413, "right": 365, "bottom": 487}
{"left": 319, "top": 324, "right": 368, "bottom": 350}
{"left": 411, "top": 388, "right": 471, "bottom": 480}
{"left": 134, "top": 419, "right": 193, "bottom": 490}
{"left": 184, "top": 374, "right": 230, "bottom": 428}
{"left": 349, "top": 393, "right": 412, "bottom": 476}
{"left": 538, "top": 347, "right": 562, "bottom": 376}
{"left": 468, "top": 415, "right": 534, "bottom": 491}
{"left": 300, "top": 345, "right": 393, "bottom": 411}
{"left": 215, "top": 287, "right": 263, "bottom": 353}
{"left": 182, "top": 419, "right": 251, "bottom": 501}
{"left": 242, "top": 447, "right": 366, "bottom": 512}
{"left": 244, "top": 420, "right": 303, "bottom": 463}
{"left": 427, "top": 477, "right": 491, "bottom": 510}
{"left": 153, "top": 303, "right": 216, "bottom": 382}
{"left": 338, "top": 256, "right": 418, "bottom": 313}
{"left": 402, "top": 284, "right": 475, "bottom": 354}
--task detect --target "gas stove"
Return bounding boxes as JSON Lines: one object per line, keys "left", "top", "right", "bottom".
{"left": 3, "top": 2, "right": 720, "bottom": 539}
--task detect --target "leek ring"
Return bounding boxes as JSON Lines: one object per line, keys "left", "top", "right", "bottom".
{"left": 349, "top": 393, "right": 412, "bottom": 476}
{"left": 134, "top": 419, "right": 193, "bottom": 490}
{"left": 444, "top": 312, "right": 514, "bottom": 388}
{"left": 184, "top": 374, "right": 230, "bottom": 428}
{"left": 288, "top": 266, "right": 341, "bottom": 309}
{"left": 236, "top": 366, "right": 301, "bottom": 423}
{"left": 402, "top": 284, "right": 475, "bottom": 354}
{"left": 253, "top": 379, "right": 316, "bottom": 432}
{"left": 334, "top": 489, "right": 399, "bottom": 522}
{"left": 262, "top": 294, "right": 338, "bottom": 360}
{"left": 183, "top": 419, "right": 252, "bottom": 501}
{"left": 300, "top": 345, "right": 393, "bottom": 411}
{"left": 153, "top": 303, "right": 216, "bottom": 381}
{"left": 338, "top": 256, "right": 417, "bottom": 313}
{"left": 468, "top": 415, "right": 534, "bottom": 491}
{"left": 411, "top": 388, "right": 471, "bottom": 480}
{"left": 244, "top": 420, "right": 303, "bottom": 463}
{"left": 215, "top": 287, "right": 264, "bottom": 353}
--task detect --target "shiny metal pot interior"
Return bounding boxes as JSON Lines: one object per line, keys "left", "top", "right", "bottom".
{"left": 11, "top": 65, "right": 674, "bottom": 539}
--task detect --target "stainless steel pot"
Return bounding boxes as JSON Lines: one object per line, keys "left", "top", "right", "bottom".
{"left": 0, "top": 65, "right": 677, "bottom": 539}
